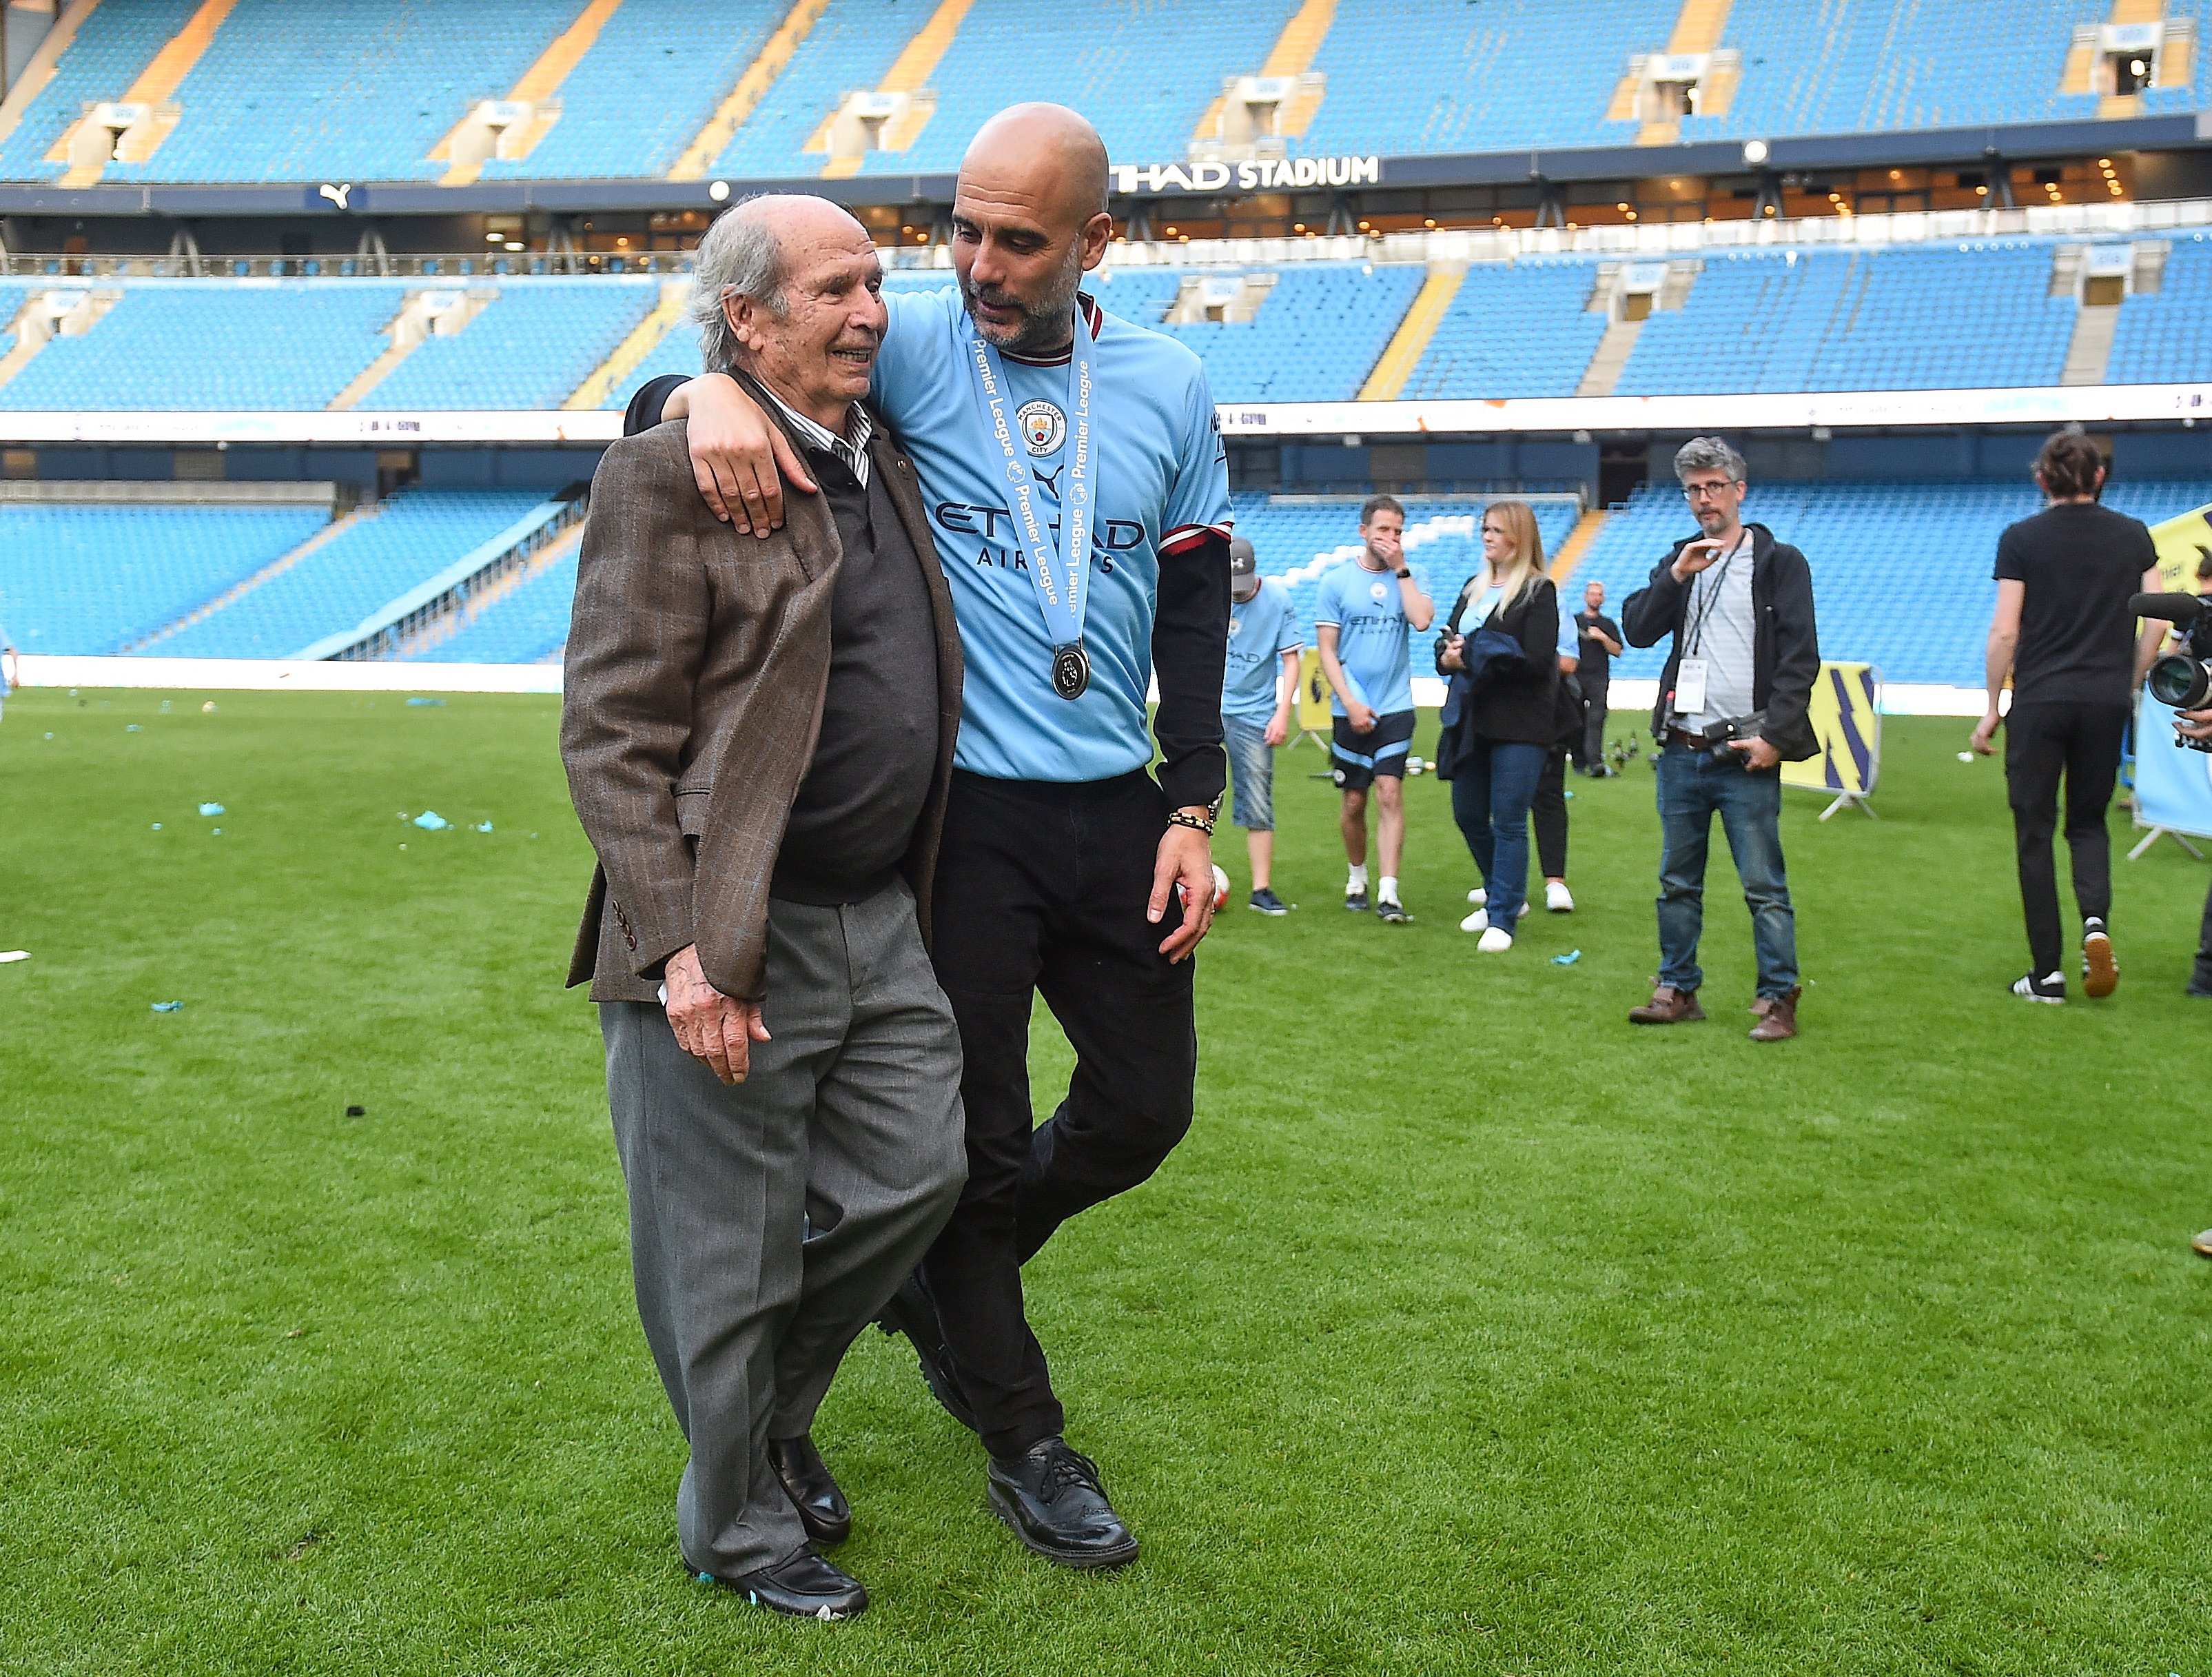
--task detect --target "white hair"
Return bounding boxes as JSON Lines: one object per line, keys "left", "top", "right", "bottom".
{"left": 1674, "top": 436, "right": 1748, "bottom": 485}
{"left": 688, "top": 198, "right": 792, "bottom": 374}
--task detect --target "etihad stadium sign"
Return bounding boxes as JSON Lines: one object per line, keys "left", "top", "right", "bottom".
{"left": 1110, "top": 155, "right": 1382, "bottom": 196}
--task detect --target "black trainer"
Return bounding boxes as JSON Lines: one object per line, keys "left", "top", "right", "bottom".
{"left": 768, "top": 1432, "right": 851, "bottom": 1547}
{"left": 875, "top": 1270, "right": 979, "bottom": 1432}
{"left": 1375, "top": 897, "right": 1411, "bottom": 924}
{"left": 1248, "top": 886, "right": 1289, "bottom": 915}
{"left": 712, "top": 1548, "right": 867, "bottom": 1621}
{"left": 986, "top": 1437, "right": 1139, "bottom": 1570}
{"left": 2011, "top": 970, "right": 2066, "bottom": 1004}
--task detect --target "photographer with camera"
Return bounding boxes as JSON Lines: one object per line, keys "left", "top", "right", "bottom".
{"left": 1969, "top": 430, "right": 2162, "bottom": 1004}
{"left": 1622, "top": 438, "right": 1820, "bottom": 1041}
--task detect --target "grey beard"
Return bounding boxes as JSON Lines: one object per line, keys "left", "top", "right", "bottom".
{"left": 963, "top": 256, "right": 1084, "bottom": 357}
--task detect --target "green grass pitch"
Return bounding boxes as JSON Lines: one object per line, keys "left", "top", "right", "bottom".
{"left": 3, "top": 686, "right": 2211, "bottom": 1675}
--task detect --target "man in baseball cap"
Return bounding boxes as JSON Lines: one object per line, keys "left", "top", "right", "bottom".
{"left": 1220, "top": 536, "right": 1304, "bottom": 914}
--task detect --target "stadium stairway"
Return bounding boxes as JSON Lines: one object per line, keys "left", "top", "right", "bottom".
{"left": 432, "top": 0, "right": 627, "bottom": 185}
{"left": 50, "top": 0, "right": 235, "bottom": 186}
{"left": 0, "top": 288, "right": 121, "bottom": 395}
{"left": 327, "top": 289, "right": 496, "bottom": 413}
{"left": 395, "top": 520, "right": 583, "bottom": 659}
{"left": 565, "top": 279, "right": 688, "bottom": 409}
{"left": 668, "top": 0, "right": 834, "bottom": 181}
{"left": 1188, "top": 0, "right": 1335, "bottom": 148}
{"left": 816, "top": 0, "right": 974, "bottom": 178}
{"left": 0, "top": 0, "right": 102, "bottom": 156}
{"left": 123, "top": 500, "right": 373, "bottom": 654}
{"left": 1359, "top": 264, "right": 1465, "bottom": 400}
{"left": 1548, "top": 508, "right": 1611, "bottom": 582}
{"left": 1620, "top": 0, "right": 1740, "bottom": 145}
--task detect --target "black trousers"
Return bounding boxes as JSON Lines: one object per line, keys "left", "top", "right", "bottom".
{"left": 1533, "top": 748, "right": 1569, "bottom": 880}
{"left": 2003, "top": 700, "right": 2129, "bottom": 977}
{"left": 1576, "top": 682, "right": 1609, "bottom": 771}
{"left": 923, "top": 769, "right": 1198, "bottom": 1458}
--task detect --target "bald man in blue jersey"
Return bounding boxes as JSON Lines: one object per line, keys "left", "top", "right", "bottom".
{"left": 632, "top": 108, "right": 1232, "bottom": 1571}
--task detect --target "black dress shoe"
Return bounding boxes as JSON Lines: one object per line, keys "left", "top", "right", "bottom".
{"left": 768, "top": 1432, "right": 851, "bottom": 1547}
{"left": 875, "top": 1271, "right": 979, "bottom": 1432}
{"left": 714, "top": 1548, "right": 868, "bottom": 1620}
{"left": 986, "top": 1436, "right": 1138, "bottom": 1569}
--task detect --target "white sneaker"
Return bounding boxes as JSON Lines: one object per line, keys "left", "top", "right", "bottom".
{"left": 1460, "top": 908, "right": 1488, "bottom": 933}
{"left": 1546, "top": 880, "right": 1575, "bottom": 913}
{"left": 1468, "top": 886, "right": 1487, "bottom": 906}
{"left": 1477, "top": 926, "right": 1514, "bottom": 953}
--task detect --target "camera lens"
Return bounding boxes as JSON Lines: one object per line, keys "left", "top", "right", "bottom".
{"left": 2149, "top": 653, "right": 2212, "bottom": 710}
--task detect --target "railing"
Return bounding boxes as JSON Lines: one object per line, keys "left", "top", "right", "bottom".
{"left": 10, "top": 198, "right": 2212, "bottom": 283}
{"left": 296, "top": 494, "right": 586, "bottom": 662}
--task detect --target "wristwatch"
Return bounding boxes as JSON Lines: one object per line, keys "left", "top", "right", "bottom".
{"left": 1393, "top": 568, "right": 1413, "bottom": 580}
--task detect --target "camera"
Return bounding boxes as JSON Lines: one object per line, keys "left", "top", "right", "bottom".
{"left": 1691, "top": 710, "right": 1766, "bottom": 755}
{"left": 2135, "top": 592, "right": 2212, "bottom": 751}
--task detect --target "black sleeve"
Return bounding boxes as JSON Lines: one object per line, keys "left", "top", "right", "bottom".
{"left": 1621, "top": 554, "right": 1688, "bottom": 648}
{"left": 1154, "top": 530, "right": 1231, "bottom": 811}
{"left": 1508, "top": 578, "right": 1557, "bottom": 673}
{"left": 1761, "top": 547, "right": 1822, "bottom": 753}
{"left": 1993, "top": 522, "right": 2025, "bottom": 584}
{"left": 622, "top": 374, "right": 689, "bottom": 439}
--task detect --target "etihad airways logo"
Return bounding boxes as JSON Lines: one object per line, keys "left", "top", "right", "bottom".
{"left": 1111, "top": 156, "right": 1382, "bottom": 196}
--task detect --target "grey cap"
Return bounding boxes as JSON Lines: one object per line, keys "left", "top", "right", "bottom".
{"left": 1229, "top": 536, "right": 1256, "bottom": 576}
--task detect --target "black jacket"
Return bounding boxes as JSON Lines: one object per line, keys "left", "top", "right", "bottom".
{"left": 1621, "top": 522, "right": 1821, "bottom": 762}
{"left": 1435, "top": 574, "right": 1561, "bottom": 777}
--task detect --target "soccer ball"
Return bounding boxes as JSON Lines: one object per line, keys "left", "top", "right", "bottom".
{"left": 1211, "top": 864, "right": 1231, "bottom": 911}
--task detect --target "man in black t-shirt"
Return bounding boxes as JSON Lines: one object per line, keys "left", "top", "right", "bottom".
{"left": 1970, "top": 430, "right": 2163, "bottom": 1004}
{"left": 1573, "top": 579, "right": 1623, "bottom": 773}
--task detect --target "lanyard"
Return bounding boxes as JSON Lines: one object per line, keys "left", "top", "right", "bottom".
{"left": 1683, "top": 536, "right": 1745, "bottom": 660}
{"left": 965, "top": 305, "right": 1096, "bottom": 697}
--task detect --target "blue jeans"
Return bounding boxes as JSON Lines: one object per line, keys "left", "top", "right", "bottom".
{"left": 1222, "top": 713, "right": 1276, "bottom": 831}
{"left": 1654, "top": 742, "right": 1799, "bottom": 999}
{"left": 1449, "top": 738, "right": 1546, "bottom": 929}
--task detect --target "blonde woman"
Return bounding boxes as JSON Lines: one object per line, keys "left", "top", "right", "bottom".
{"left": 1434, "top": 500, "right": 1561, "bottom": 952}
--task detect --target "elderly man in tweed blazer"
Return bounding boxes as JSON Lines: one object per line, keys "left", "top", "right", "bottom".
{"left": 562, "top": 196, "right": 965, "bottom": 1623}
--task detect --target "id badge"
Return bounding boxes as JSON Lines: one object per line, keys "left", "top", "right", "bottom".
{"left": 1674, "top": 658, "right": 1710, "bottom": 716}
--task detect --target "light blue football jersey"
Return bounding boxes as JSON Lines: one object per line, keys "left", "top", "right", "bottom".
{"left": 1222, "top": 579, "right": 1302, "bottom": 726}
{"left": 1314, "top": 560, "right": 1416, "bottom": 717}
{"left": 870, "top": 287, "right": 1232, "bottom": 785}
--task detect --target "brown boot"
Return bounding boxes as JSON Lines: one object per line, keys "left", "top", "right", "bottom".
{"left": 1629, "top": 984, "right": 1705, "bottom": 1024}
{"left": 1748, "top": 986, "right": 1801, "bottom": 1041}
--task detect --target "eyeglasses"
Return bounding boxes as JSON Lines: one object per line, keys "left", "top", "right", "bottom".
{"left": 1681, "top": 481, "right": 1738, "bottom": 502}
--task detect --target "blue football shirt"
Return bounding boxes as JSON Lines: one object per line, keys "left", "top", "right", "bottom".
{"left": 1314, "top": 559, "right": 1415, "bottom": 717}
{"left": 870, "top": 287, "right": 1233, "bottom": 785}
{"left": 1222, "top": 579, "right": 1302, "bottom": 726}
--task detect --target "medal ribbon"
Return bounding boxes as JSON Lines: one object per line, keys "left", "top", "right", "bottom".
{"left": 964, "top": 303, "right": 1095, "bottom": 670}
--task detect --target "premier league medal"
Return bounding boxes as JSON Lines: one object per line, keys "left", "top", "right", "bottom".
{"left": 1052, "top": 641, "right": 1092, "bottom": 700}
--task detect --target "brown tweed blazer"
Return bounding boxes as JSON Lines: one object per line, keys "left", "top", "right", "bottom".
{"left": 560, "top": 389, "right": 961, "bottom": 1004}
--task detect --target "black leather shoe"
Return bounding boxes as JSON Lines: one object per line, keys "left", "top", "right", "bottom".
{"left": 876, "top": 1271, "right": 979, "bottom": 1432}
{"left": 986, "top": 1436, "right": 1138, "bottom": 1569}
{"left": 715, "top": 1548, "right": 867, "bottom": 1620}
{"left": 768, "top": 1432, "right": 851, "bottom": 1547}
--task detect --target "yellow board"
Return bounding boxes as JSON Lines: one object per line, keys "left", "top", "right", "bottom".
{"left": 1296, "top": 647, "right": 1335, "bottom": 736}
{"left": 2148, "top": 500, "right": 2212, "bottom": 595}
{"left": 1780, "top": 660, "right": 1883, "bottom": 801}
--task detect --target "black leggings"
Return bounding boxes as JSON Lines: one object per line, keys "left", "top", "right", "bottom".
{"left": 1533, "top": 749, "right": 1568, "bottom": 880}
{"left": 2003, "top": 700, "right": 2128, "bottom": 977}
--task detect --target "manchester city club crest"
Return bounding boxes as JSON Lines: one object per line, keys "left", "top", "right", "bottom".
{"left": 1018, "top": 399, "right": 1066, "bottom": 456}
{"left": 1369, "top": 580, "right": 1389, "bottom": 600}
{"left": 1227, "top": 617, "right": 1244, "bottom": 637}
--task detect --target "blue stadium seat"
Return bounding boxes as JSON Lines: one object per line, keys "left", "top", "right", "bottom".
{"left": 0, "top": 0, "right": 201, "bottom": 181}
{"left": 361, "top": 281, "right": 657, "bottom": 411}
{"left": 148, "top": 489, "right": 555, "bottom": 658}
{"left": 2110, "top": 232, "right": 2212, "bottom": 384}
{"left": 0, "top": 502, "right": 329, "bottom": 653}
{"left": 414, "top": 544, "right": 579, "bottom": 662}
{"left": 484, "top": 0, "right": 787, "bottom": 181}
{"left": 710, "top": 0, "right": 934, "bottom": 180}
{"left": 1404, "top": 261, "right": 1608, "bottom": 398}
{"left": 0, "top": 283, "right": 404, "bottom": 411}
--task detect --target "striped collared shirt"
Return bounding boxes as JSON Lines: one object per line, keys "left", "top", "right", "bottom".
{"left": 758, "top": 385, "right": 873, "bottom": 487}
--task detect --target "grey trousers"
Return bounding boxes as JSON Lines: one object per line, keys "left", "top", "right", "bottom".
{"left": 599, "top": 880, "right": 965, "bottom": 1580}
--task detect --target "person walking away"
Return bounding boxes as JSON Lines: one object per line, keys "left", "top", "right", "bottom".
{"left": 1221, "top": 536, "right": 1303, "bottom": 914}
{"left": 1621, "top": 437, "right": 1820, "bottom": 1040}
{"left": 1575, "top": 579, "right": 1622, "bottom": 773}
{"left": 1435, "top": 500, "right": 1560, "bottom": 953}
{"left": 1315, "top": 494, "right": 1435, "bottom": 923}
{"left": 1969, "top": 428, "right": 2162, "bottom": 1002}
